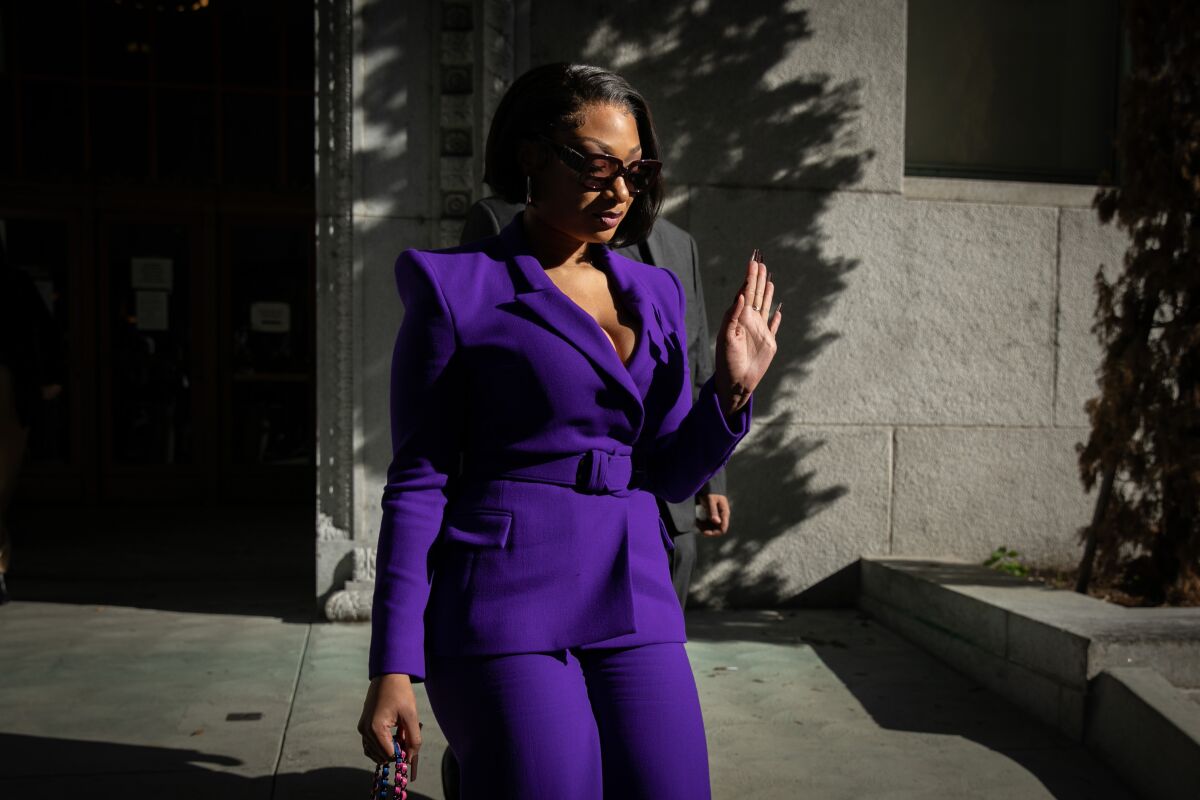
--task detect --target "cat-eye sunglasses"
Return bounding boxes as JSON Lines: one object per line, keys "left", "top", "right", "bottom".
{"left": 535, "top": 133, "right": 662, "bottom": 195}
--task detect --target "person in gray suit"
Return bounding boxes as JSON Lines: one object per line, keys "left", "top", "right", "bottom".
{"left": 457, "top": 196, "right": 734, "bottom": 608}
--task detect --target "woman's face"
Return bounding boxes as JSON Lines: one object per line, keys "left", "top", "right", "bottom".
{"left": 522, "top": 102, "right": 644, "bottom": 248}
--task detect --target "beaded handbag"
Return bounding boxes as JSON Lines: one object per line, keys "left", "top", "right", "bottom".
{"left": 370, "top": 735, "right": 411, "bottom": 800}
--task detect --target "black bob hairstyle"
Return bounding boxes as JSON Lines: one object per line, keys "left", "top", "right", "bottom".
{"left": 483, "top": 62, "right": 664, "bottom": 249}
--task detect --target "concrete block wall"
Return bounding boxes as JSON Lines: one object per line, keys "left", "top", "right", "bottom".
{"left": 342, "top": 0, "right": 1133, "bottom": 608}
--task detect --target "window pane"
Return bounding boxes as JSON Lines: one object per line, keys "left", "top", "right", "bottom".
{"left": 906, "top": 0, "right": 1119, "bottom": 183}
{"left": 218, "top": 0, "right": 280, "bottom": 88}
{"left": 7, "top": 1, "right": 83, "bottom": 77}
{"left": 87, "top": 1, "right": 151, "bottom": 81}
{"left": 156, "top": 3, "right": 215, "bottom": 84}
{"left": 285, "top": 93, "right": 313, "bottom": 189}
{"left": 157, "top": 88, "right": 216, "bottom": 183}
{"left": 106, "top": 222, "right": 194, "bottom": 466}
{"left": 0, "top": 78, "right": 13, "bottom": 177}
{"left": 0, "top": 217, "right": 72, "bottom": 465}
{"left": 222, "top": 90, "right": 279, "bottom": 186}
{"left": 21, "top": 81, "right": 84, "bottom": 179}
{"left": 284, "top": 2, "right": 313, "bottom": 90}
{"left": 228, "top": 222, "right": 312, "bottom": 375}
{"left": 230, "top": 382, "right": 313, "bottom": 465}
{"left": 226, "top": 221, "right": 314, "bottom": 467}
{"left": 90, "top": 85, "right": 150, "bottom": 182}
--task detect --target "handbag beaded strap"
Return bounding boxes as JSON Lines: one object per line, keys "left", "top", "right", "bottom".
{"left": 370, "top": 735, "right": 409, "bottom": 799}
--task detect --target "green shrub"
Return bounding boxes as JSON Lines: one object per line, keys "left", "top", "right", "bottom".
{"left": 984, "top": 547, "right": 1030, "bottom": 578}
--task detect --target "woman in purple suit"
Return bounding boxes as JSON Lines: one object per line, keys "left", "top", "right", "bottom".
{"left": 358, "top": 63, "right": 781, "bottom": 799}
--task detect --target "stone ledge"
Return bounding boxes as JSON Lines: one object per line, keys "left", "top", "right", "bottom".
{"left": 859, "top": 557, "right": 1200, "bottom": 799}
{"left": 902, "top": 175, "right": 1101, "bottom": 207}
{"left": 860, "top": 557, "right": 1200, "bottom": 692}
{"left": 1087, "top": 668, "right": 1200, "bottom": 800}
{"left": 857, "top": 591, "right": 1088, "bottom": 738}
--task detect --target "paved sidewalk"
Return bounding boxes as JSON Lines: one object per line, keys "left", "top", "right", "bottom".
{"left": 0, "top": 594, "right": 1138, "bottom": 799}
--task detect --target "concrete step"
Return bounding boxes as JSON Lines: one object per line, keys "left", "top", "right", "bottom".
{"left": 858, "top": 557, "right": 1200, "bottom": 800}
{"left": 1088, "top": 668, "right": 1200, "bottom": 800}
{"left": 860, "top": 557, "right": 1200, "bottom": 692}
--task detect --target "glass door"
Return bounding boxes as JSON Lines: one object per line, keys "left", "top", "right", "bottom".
{"left": 97, "top": 214, "right": 214, "bottom": 500}
{"left": 0, "top": 210, "right": 88, "bottom": 500}
{"left": 219, "top": 215, "right": 315, "bottom": 500}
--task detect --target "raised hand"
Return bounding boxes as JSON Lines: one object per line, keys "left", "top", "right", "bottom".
{"left": 714, "top": 249, "right": 781, "bottom": 419}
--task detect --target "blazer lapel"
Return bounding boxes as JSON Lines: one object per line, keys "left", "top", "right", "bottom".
{"left": 500, "top": 213, "right": 665, "bottom": 421}
{"left": 597, "top": 244, "right": 668, "bottom": 399}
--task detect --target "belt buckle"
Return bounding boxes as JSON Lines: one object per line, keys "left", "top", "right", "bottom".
{"left": 575, "top": 448, "right": 637, "bottom": 494}
{"left": 576, "top": 448, "right": 607, "bottom": 493}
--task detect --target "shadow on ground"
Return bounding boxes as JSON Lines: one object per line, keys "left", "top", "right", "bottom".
{"left": 685, "top": 608, "right": 1136, "bottom": 800}
{"left": 0, "top": 733, "right": 431, "bottom": 800}
{"left": 3, "top": 503, "right": 316, "bottom": 622}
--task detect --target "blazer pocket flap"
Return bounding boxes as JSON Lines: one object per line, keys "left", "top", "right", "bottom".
{"left": 443, "top": 510, "right": 513, "bottom": 549}
{"left": 658, "top": 517, "right": 676, "bottom": 553}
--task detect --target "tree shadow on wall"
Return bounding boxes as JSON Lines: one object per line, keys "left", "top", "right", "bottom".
{"left": 531, "top": 2, "right": 873, "bottom": 607}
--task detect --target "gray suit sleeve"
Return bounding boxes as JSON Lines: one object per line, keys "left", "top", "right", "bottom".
{"left": 459, "top": 201, "right": 504, "bottom": 245}
{"left": 687, "top": 233, "right": 727, "bottom": 498}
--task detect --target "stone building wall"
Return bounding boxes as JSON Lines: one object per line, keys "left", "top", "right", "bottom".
{"left": 319, "top": 0, "right": 1129, "bottom": 613}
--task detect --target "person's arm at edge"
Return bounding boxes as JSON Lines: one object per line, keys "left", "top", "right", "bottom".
{"left": 459, "top": 200, "right": 504, "bottom": 245}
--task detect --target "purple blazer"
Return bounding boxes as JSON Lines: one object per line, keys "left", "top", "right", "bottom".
{"left": 369, "top": 212, "right": 753, "bottom": 681}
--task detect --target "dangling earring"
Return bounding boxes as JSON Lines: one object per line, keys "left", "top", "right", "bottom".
{"left": 525, "top": 175, "right": 535, "bottom": 207}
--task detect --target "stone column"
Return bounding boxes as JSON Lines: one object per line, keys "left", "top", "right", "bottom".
{"left": 320, "top": 0, "right": 524, "bottom": 621}
{"left": 315, "top": 0, "right": 359, "bottom": 617}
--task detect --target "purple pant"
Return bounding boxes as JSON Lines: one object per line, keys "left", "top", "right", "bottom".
{"left": 424, "top": 641, "right": 712, "bottom": 799}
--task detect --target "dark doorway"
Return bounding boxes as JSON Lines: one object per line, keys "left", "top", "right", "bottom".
{"left": 1, "top": 0, "right": 317, "bottom": 506}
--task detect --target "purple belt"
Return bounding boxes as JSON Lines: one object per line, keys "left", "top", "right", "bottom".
{"left": 463, "top": 448, "right": 646, "bottom": 495}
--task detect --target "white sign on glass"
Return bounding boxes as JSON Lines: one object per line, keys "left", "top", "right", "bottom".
{"left": 131, "top": 258, "right": 174, "bottom": 291}
{"left": 250, "top": 301, "right": 291, "bottom": 333}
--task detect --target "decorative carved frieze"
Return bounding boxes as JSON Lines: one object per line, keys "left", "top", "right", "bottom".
{"left": 316, "top": 0, "right": 355, "bottom": 551}
{"left": 442, "top": 2, "right": 473, "bottom": 32}
{"left": 440, "top": 94, "right": 474, "bottom": 129}
{"left": 353, "top": 546, "right": 377, "bottom": 582}
{"left": 435, "top": 0, "right": 479, "bottom": 243}
{"left": 317, "top": 511, "right": 350, "bottom": 542}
